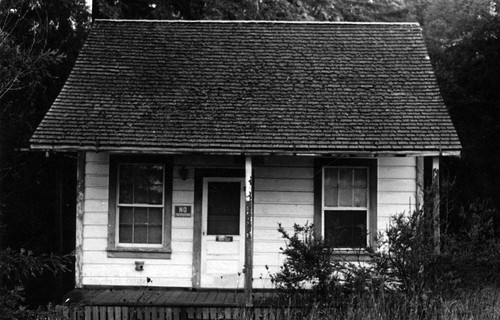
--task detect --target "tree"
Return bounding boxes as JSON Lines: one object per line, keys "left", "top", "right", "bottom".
{"left": 422, "top": 0, "right": 500, "bottom": 217}
{"left": 0, "top": 0, "right": 90, "bottom": 306}
{"left": 93, "top": 0, "right": 416, "bottom": 22}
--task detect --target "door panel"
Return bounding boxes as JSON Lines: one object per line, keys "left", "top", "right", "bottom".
{"left": 201, "top": 178, "right": 245, "bottom": 288}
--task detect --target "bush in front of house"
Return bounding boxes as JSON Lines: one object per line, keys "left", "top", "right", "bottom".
{"left": 271, "top": 199, "right": 500, "bottom": 318}
{"left": 270, "top": 222, "right": 379, "bottom": 306}
{"left": 0, "top": 248, "right": 70, "bottom": 320}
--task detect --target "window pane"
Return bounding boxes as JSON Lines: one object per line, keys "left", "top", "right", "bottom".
{"left": 134, "top": 181, "right": 148, "bottom": 204}
{"left": 119, "top": 165, "right": 134, "bottom": 183}
{"left": 353, "top": 188, "right": 367, "bottom": 207}
{"left": 324, "top": 210, "right": 367, "bottom": 248}
{"left": 338, "top": 169, "right": 352, "bottom": 188}
{"left": 134, "top": 207, "right": 148, "bottom": 224}
{"left": 149, "top": 208, "right": 163, "bottom": 225}
{"left": 119, "top": 207, "right": 133, "bottom": 243}
{"left": 325, "top": 187, "right": 338, "bottom": 207}
{"left": 207, "top": 182, "right": 240, "bottom": 235}
{"left": 119, "top": 225, "right": 133, "bottom": 243}
{"left": 119, "top": 183, "right": 133, "bottom": 204}
{"left": 148, "top": 166, "right": 163, "bottom": 204}
{"left": 148, "top": 183, "right": 163, "bottom": 204}
{"left": 338, "top": 188, "right": 353, "bottom": 207}
{"left": 324, "top": 168, "right": 338, "bottom": 207}
{"left": 119, "top": 165, "right": 134, "bottom": 204}
{"left": 338, "top": 169, "right": 353, "bottom": 206}
{"left": 353, "top": 169, "right": 367, "bottom": 188}
{"left": 134, "top": 225, "right": 147, "bottom": 243}
{"left": 149, "top": 226, "right": 162, "bottom": 244}
{"left": 119, "top": 207, "right": 133, "bottom": 224}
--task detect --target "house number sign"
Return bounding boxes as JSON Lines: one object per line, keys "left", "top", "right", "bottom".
{"left": 174, "top": 205, "right": 192, "bottom": 217}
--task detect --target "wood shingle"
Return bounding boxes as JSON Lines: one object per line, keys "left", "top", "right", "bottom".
{"left": 30, "top": 20, "right": 461, "bottom": 155}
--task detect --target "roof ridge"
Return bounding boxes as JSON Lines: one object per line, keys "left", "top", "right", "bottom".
{"left": 94, "top": 19, "right": 420, "bottom": 26}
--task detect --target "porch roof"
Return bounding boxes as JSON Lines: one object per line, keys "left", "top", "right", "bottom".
{"left": 31, "top": 20, "right": 461, "bottom": 156}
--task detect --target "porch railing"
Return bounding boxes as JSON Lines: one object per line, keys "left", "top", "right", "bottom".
{"left": 64, "top": 305, "right": 306, "bottom": 320}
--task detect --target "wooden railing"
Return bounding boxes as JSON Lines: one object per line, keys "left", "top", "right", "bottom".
{"left": 67, "top": 305, "right": 306, "bottom": 320}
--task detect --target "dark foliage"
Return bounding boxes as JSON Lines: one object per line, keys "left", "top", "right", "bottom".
{"left": 0, "top": 0, "right": 88, "bottom": 307}
{"left": 93, "top": 0, "right": 414, "bottom": 22}
{"left": 271, "top": 223, "right": 379, "bottom": 305}
{"left": 422, "top": 0, "right": 500, "bottom": 219}
{"left": 0, "top": 248, "right": 70, "bottom": 320}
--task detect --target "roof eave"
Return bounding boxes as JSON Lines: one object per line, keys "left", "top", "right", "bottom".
{"left": 29, "top": 144, "right": 462, "bottom": 157}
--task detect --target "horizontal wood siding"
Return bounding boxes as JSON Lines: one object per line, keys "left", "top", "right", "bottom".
{"left": 253, "top": 157, "right": 315, "bottom": 288}
{"left": 82, "top": 154, "right": 416, "bottom": 288}
{"left": 377, "top": 157, "right": 417, "bottom": 231}
{"left": 82, "top": 152, "right": 192, "bottom": 287}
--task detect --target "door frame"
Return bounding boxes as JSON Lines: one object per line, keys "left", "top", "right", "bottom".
{"left": 192, "top": 168, "right": 244, "bottom": 288}
{"left": 200, "top": 177, "right": 245, "bottom": 287}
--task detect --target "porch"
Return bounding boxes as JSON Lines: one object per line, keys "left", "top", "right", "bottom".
{"left": 64, "top": 288, "right": 307, "bottom": 320}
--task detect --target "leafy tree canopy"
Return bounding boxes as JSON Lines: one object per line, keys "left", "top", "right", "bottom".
{"left": 421, "top": 0, "right": 500, "bottom": 211}
{"left": 0, "top": 0, "right": 90, "bottom": 146}
{"left": 94, "top": 0, "right": 415, "bottom": 22}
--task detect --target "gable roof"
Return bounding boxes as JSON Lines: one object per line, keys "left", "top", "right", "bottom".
{"left": 30, "top": 20, "right": 461, "bottom": 156}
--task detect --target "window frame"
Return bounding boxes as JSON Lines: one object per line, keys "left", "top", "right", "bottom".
{"left": 107, "top": 155, "right": 173, "bottom": 259}
{"left": 314, "top": 158, "right": 377, "bottom": 252}
{"left": 322, "top": 166, "right": 370, "bottom": 249}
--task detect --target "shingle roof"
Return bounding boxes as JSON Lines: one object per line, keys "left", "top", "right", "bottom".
{"left": 30, "top": 20, "right": 461, "bottom": 155}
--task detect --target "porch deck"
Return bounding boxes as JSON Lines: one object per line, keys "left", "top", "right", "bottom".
{"left": 65, "top": 288, "right": 285, "bottom": 307}
{"left": 65, "top": 288, "right": 308, "bottom": 320}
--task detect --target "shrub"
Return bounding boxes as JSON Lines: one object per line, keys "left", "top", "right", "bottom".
{"left": 371, "top": 210, "right": 443, "bottom": 297}
{"left": 270, "top": 223, "right": 374, "bottom": 305}
{"left": 0, "top": 248, "right": 69, "bottom": 320}
{"left": 272, "top": 191, "right": 500, "bottom": 314}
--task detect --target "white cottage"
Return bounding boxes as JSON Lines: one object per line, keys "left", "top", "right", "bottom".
{"left": 30, "top": 20, "right": 461, "bottom": 305}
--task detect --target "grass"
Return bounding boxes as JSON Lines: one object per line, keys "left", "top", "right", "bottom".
{"left": 248, "top": 286, "right": 500, "bottom": 320}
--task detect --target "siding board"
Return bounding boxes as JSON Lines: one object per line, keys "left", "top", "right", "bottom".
{"left": 254, "top": 191, "right": 314, "bottom": 205}
{"left": 81, "top": 154, "right": 416, "bottom": 288}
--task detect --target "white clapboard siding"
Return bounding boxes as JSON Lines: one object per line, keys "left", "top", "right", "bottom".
{"left": 172, "top": 228, "right": 194, "bottom": 241}
{"left": 172, "top": 190, "right": 194, "bottom": 204}
{"left": 84, "top": 250, "right": 193, "bottom": 265}
{"left": 82, "top": 152, "right": 196, "bottom": 288}
{"left": 83, "top": 264, "right": 192, "bottom": 278}
{"left": 377, "top": 157, "right": 417, "bottom": 231}
{"left": 84, "top": 200, "right": 108, "bottom": 213}
{"left": 82, "top": 153, "right": 417, "bottom": 288}
{"left": 82, "top": 276, "right": 192, "bottom": 287}
{"left": 254, "top": 204, "right": 314, "bottom": 217}
{"left": 253, "top": 241, "right": 287, "bottom": 254}
{"left": 252, "top": 158, "right": 315, "bottom": 288}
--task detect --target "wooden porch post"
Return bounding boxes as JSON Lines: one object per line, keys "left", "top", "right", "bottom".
{"left": 432, "top": 156, "right": 440, "bottom": 254}
{"left": 244, "top": 156, "right": 254, "bottom": 307}
{"left": 75, "top": 152, "right": 85, "bottom": 288}
{"left": 416, "top": 157, "right": 424, "bottom": 212}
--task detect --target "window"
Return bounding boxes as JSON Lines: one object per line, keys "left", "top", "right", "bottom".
{"left": 323, "top": 167, "right": 368, "bottom": 248}
{"left": 117, "top": 164, "right": 164, "bottom": 245}
{"left": 314, "top": 159, "right": 377, "bottom": 251}
{"left": 107, "top": 156, "right": 172, "bottom": 259}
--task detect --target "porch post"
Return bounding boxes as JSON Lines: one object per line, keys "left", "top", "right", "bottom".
{"left": 75, "top": 151, "right": 85, "bottom": 288}
{"left": 244, "top": 156, "right": 254, "bottom": 307}
{"left": 416, "top": 157, "right": 424, "bottom": 212}
{"left": 432, "top": 156, "right": 440, "bottom": 254}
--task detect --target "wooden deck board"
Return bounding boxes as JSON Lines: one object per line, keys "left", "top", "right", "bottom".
{"left": 65, "top": 288, "right": 285, "bottom": 308}
{"left": 192, "top": 291, "right": 209, "bottom": 305}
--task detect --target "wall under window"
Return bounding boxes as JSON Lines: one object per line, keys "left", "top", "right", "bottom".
{"left": 81, "top": 153, "right": 416, "bottom": 288}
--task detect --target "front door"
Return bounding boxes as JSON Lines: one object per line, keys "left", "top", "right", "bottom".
{"left": 200, "top": 178, "right": 245, "bottom": 288}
